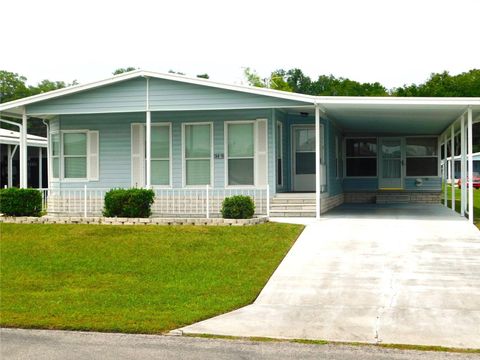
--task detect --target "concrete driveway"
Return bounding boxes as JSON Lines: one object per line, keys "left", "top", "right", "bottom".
{"left": 179, "top": 204, "right": 480, "bottom": 349}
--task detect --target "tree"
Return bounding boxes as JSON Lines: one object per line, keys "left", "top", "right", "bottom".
{"left": 392, "top": 69, "right": 480, "bottom": 97}
{"left": 0, "top": 71, "right": 30, "bottom": 103}
{"left": 196, "top": 73, "right": 210, "bottom": 79}
{"left": 113, "top": 67, "right": 137, "bottom": 75}
{"left": 243, "top": 67, "right": 267, "bottom": 88}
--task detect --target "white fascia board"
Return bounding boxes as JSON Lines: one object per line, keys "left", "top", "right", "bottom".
{"left": 315, "top": 96, "right": 480, "bottom": 106}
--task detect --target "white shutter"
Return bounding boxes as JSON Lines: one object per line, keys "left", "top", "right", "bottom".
{"left": 255, "top": 119, "right": 268, "bottom": 186}
{"left": 88, "top": 131, "right": 99, "bottom": 181}
{"left": 131, "top": 124, "right": 145, "bottom": 187}
{"left": 320, "top": 125, "right": 327, "bottom": 187}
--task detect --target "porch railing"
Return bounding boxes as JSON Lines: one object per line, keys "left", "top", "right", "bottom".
{"left": 39, "top": 186, "right": 269, "bottom": 218}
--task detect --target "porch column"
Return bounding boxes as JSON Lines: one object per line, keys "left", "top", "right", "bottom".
{"left": 443, "top": 134, "right": 448, "bottom": 207}
{"left": 467, "top": 107, "right": 474, "bottom": 224}
{"left": 39, "top": 147, "right": 43, "bottom": 189}
{"left": 450, "top": 125, "right": 455, "bottom": 211}
{"left": 7, "top": 145, "right": 12, "bottom": 187}
{"left": 315, "top": 104, "right": 321, "bottom": 219}
{"left": 145, "top": 110, "right": 151, "bottom": 188}
{"left": 20, "top": 108, "right": 28, "bottom": 188}
{"left": 460, "top": 114, "right": 466, "bottom": 216}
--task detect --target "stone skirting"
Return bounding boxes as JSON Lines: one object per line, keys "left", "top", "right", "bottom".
{"left": 0, "top": 216, "right": 268, "bottom": 226}
{"left": 321, "top": 193, "right": 345, "bottom": 213}
{"left": 344, "top": 191, "right": 442, "bottom": 204}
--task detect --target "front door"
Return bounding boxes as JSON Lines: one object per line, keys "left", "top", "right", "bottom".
{"left": 379, "top": 137, "right": 403, "bottom": 189}
{"left": 292, "top": 126, "right": 316, "bottom": 191}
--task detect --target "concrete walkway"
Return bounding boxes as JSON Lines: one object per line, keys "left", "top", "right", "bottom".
{"left": 179, "top": 204, "right": 480, "bottom": 349}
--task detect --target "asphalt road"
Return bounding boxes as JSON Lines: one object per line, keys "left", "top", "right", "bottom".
{"left": 1, "top": 328, "right": 478, "bottom": 360}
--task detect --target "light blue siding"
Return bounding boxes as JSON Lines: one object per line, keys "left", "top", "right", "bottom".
{"left": 28, "top": 78, "right": 147, "bottom": 115}
{"left": 343, "top": 178, "right": 379, "bottom": 191}
{"left": 52, "top": 109, "right": 276, "bottom": 190}
{"left": 405, "top": 177, "right": 442, "bottom": 191}
{"left": 27, "top": 77, "right": 310, "bottom": 116}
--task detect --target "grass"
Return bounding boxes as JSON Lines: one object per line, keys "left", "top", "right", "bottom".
{"left": 442, "top": 185, "right": 480, "bottom": 229}
{"left": 0, "top": 222, "right": 303, "bottom": 334}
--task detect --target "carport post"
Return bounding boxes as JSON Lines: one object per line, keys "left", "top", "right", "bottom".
{"left": 460, "top": 114, "right": 466, "bottom": 217}
{"left": 315, "top": 104, "right": 321, "bottom": 220}
{"left": 7, "top": 145, "right": 12, "bottom": 187}
{"left": 20, "top": 108, "right": 28, "bottom": 188}
{"left": 450, "top": 125, "right": 455, "bottom": 211}
{"left": 467, "top": 107, "right": 474, "bottom": 224}
{"left": 443, "top": 134, "right": 448, "bottom": 207}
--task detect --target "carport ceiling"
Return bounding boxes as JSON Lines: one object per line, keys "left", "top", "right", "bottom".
{"left": 322, "top": 103, "right": 469, "bottom": 135}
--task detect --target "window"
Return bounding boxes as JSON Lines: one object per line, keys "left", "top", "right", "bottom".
{"left": 63, "top": 132, "right": 87, "bottom": 178}
{"left": 406, "top": 137, "right": 438, "bottom": 176}
{"left": 184, "top": 123, "right": 212, "bottom": 186}
{"left": 345, "top": 138, "right": 377, "bottom": 177}
{"left": 227, "top": 122, "right": 254, "bottom": 186}
{"left": 276, "top": 122, "right": 283, "bottom": 186}
{"left": 150, "top": 125, "right": 170, "bottom": 186}
{"left": 51, "top": 132, "right": 60, "bottom": 178}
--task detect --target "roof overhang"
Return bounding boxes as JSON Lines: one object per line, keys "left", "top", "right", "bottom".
{"left": 0, "top": 129, "right": 47, "bottom": 147}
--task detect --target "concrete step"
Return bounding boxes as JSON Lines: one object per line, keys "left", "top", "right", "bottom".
{"left": 269, "top": 209, "right": 316, "bottom": 217}
{"left": 271, "top": 198, "right": 316, "bottom": 204}
{"left": 270, "top": 205, "right": 316, "bottom": 211}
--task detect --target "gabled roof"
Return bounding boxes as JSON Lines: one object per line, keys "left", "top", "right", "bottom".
{"left": 0, "top": 70, "right": 316, "bottom": 115}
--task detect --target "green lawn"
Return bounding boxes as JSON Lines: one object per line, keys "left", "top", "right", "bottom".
{"left": 442, "top": 185, "right": 480, "bottom": 229}
{"left": 0, "top": 223, "right": 303, "bottom": 333}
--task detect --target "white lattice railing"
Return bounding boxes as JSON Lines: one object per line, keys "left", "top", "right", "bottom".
{"left": 40, "top": 186, "right": 270, "bottom": 218}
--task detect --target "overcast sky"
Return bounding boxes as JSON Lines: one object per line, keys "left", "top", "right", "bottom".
{"left": 2, "top": 0, "right": 479, "bottom": 90}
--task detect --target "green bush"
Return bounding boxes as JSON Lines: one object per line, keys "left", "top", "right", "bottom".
{"left": 0, "top": 188, "right": 43, "bottom": 217}
{"left": 103, "top": 188, "right": 155, "bottom": 218}
{"left": 221, "top": 195, "right": 255, "bottom": 219}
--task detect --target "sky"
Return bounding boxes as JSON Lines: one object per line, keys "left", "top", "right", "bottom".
{"left": 2, "top": 0, "right": 479, "bottom": 90}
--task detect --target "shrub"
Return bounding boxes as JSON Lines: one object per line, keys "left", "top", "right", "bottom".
{"left": 0, "top": 188, "right": 43, "bottom": 217}
{"left": 103, "top": 188, "right": 155, "bottom": 218}
{"left": 221, "top": 195, "right": 255, "bottom": 219}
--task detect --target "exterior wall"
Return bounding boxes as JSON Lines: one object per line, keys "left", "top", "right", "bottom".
{"left": 27, "top": 77, "right": 308, "bottom": 116}
{"left": 49, "top": 109, "right": 277, "bottom": 191}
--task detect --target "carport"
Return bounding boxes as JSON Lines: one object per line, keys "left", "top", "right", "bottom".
{"left": 315, "top": 97, "right": 480, "bottom": 223}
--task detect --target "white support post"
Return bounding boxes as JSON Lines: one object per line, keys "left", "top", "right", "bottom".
{"left": 460, "top": 114, "right": 466, "bottom": 216}
{"left": 450, "top": 125, "right": 455, "bottom": 211}
{"left": 467, "top": 107, "right": 474, "bottom": 224}
{"left": 20, "top": 109, "right": 28, "bottom": 188}
{"left": 7, "top": 145, "right": 12, "bottom": 188}
{"left": 38, "top": 147, "right": 43, "bottom": 189}
{"left": 145, "top": 111, "right": 151, "bottom": 188}
{"left": 443, "top": 134, "right": 448, "bottom": 207}
{"left": 266, "top": 184, "right": 270, "bottom": 218}
{"left": 84, "top": 184, "right": 87, "bottom": 218}
{"left": 206, "top": 185, "right": 210, "bottom": 219}
{"left": 315, "top": 105, "right": 321, "bottom": 220}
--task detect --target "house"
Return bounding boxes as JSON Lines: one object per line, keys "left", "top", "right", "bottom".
{"left": 442, "top": 152, "right": 480, "bottom": 182}
{"left": 0, "top": 70, "right": 478, "bottom": 221}
{"left": 0, "top": 128, "right": 47, "bottom": 188}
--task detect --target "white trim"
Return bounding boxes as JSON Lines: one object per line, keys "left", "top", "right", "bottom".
{"left": 182, "top": 122, "right": 214, "bottom": 188}
{"left": 224, "top": 120, "right": 256, "bottom": 188}
{"left": 315, "top": 105, "right": 321, "bottom": 219}
{"left": 467, "top": 107, "right": 474, "bottom": 224}
{"left": 145, "top": 111, "right": 151, "bottom": 188}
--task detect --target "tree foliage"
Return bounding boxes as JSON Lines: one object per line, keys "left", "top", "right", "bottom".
{"left": 244, "top": 67, "right": 480, "bottom": 97}
{"left": 392, "top": 69, "right": 480, "bottom": 97}
{"left": 112, "top": 67, "right": 137, "bottom": 75}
